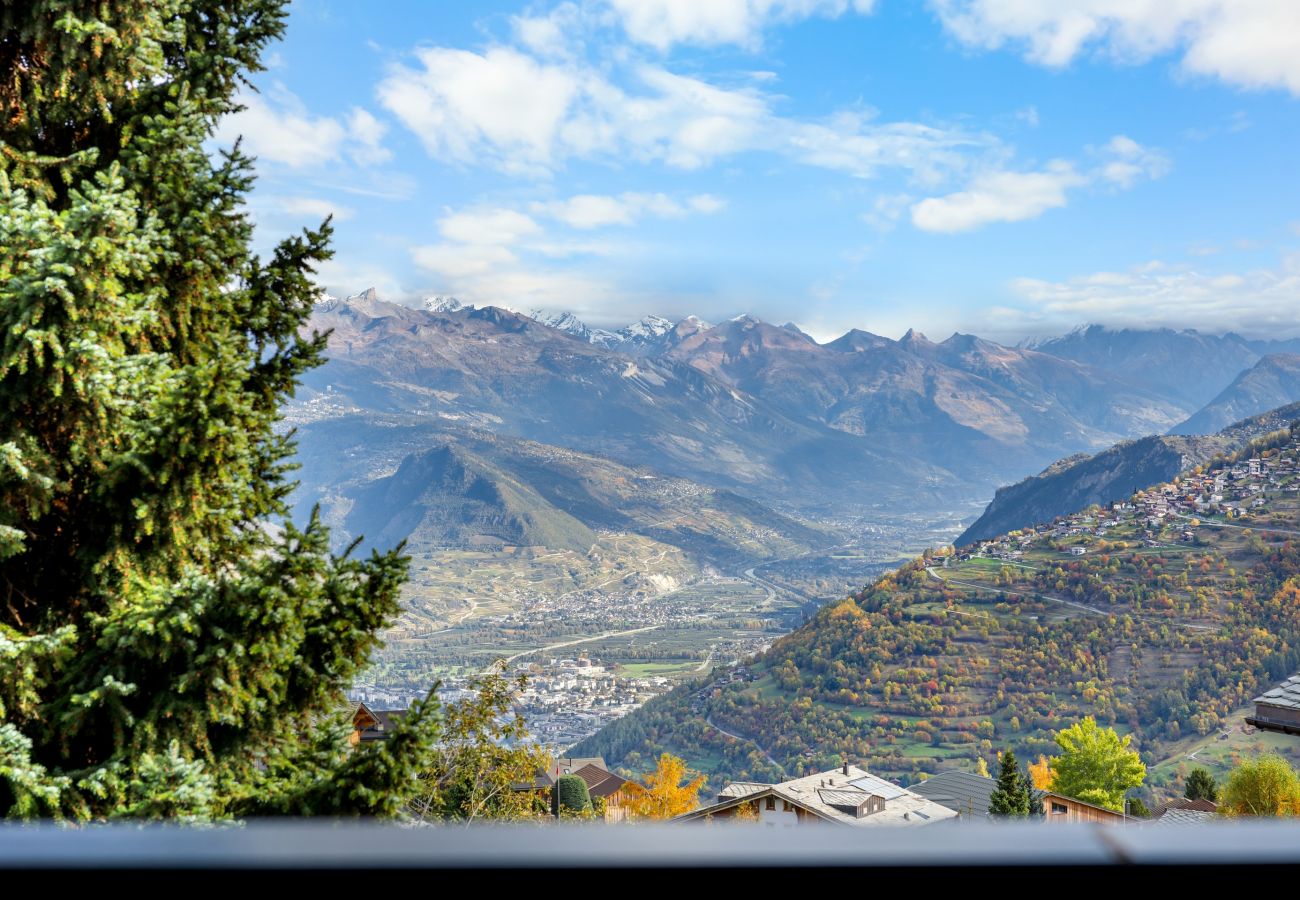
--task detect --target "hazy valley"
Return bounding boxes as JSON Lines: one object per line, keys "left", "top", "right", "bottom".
{"left": 285, "top": 291, "right": 1300, "bottom": 754}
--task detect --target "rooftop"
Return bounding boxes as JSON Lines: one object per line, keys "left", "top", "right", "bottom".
{"left": 1254, "top": 674, "right": 1300, "bottom": 711}
{"left": 686, "top": 765, "right": 957, "bottom": 827}
{"left": 910, "top": 771, "right": 997, "bottom": 819}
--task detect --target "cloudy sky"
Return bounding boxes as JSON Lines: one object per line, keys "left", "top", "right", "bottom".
{"left": 221, "top": 0, "right": 1300, "bottom": 342}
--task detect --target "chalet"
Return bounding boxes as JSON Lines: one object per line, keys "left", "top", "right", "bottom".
{"left": 1040, "top": 792, "right": 1128, "bottom": 825}
{"left": 527, "top": 757, "right": 634, "bottom": 823}
{"left": 1069, "top": 546, "right": 1087, "bottom": 556}
{"left": 675, "top": 764, "right": 956, "bottom": 828}
{"left": 347, "top": 700, "right": 406, "bottom": 746}
{"left": 1246, "top": 673, "right": 1300, "bottom": 735}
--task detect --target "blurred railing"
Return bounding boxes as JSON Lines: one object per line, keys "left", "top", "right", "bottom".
{"left": 1, "top": 820, "right": 1299, "bottom": 883}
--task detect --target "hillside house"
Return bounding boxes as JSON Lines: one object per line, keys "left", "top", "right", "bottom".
{"left": 675, "top": 765, "right": 956, "bottom": 828}
{"left": 526, "top": 757, "right": 634, "bottom": 822}
{"left": 347, "top": 700, "right": 407, "bottom": 746}
{"left": 1247, "top": 674, "right": 1300, "bottom": 735}
{"left": 1040, "top": 792, "right": 1128, "bottom": 825}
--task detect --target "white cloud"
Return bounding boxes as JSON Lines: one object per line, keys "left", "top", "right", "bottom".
{"left": 608, "top": 0, "right": 877, "bottom": 51}
{"left": 377, "top": 44, "right": 985, "bottom": 182}
{"left": 346, "top": 108, "right": 392, "bottom": 166}
{"left": 1000, "top": 257, "right": 1300, "bottom": 336}
{"left": 412, "top": 243, "right": 519, "bottom": 279}
{"left": 215, "top": 89, "right": 346, "bottom": 168}
{"left": 530, "top": 191, "right": 727, "bottom": 228}
{"left": 931, "top": 1, "right": 1300, "bottom": 95}
{"left": 377, "top": 47, "right": 581, "bottom": 175}
{"left": 213, "top": 86, "right": 392, "bottom": 170}
{"left": 910, "top": 135, "right": 1167, "bottom": 232}
{"left": 437, "top": 208, "right": 543, "bottom": 245}
{"left": 912, "top": 162, "right": 1085, "bottom": 232}
{"left": 274, "top": 196, "right": 356, "bottom": 222}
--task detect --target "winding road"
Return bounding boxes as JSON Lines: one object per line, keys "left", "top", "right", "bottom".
{"left": 489, "top": 624, "right": 667, "bottom": 672}
{"left": 706, "top": 715, "right": 782, "bottom": 770}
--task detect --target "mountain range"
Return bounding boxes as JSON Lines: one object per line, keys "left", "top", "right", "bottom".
{"left": 294, "top": 291, "right": 1300, "bottom": 534}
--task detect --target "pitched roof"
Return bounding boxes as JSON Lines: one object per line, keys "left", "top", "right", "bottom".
{"left": 1149, "top": 808, "right": 1215, "bottom": 827}
{"left": 531, "top": 757, "right": 611, "bottom": 790}
{"left": 678, "top": 766, "right": 957, "bottom": 827}
{"left": 1150, "top": 797, "right": 1218, "bottom": 818}
{"left": 910, "top": 771, "right": 998, "bottom": 818}
{"left": 1254, "top": 673, "right": 1300, "bottom": 710}
{"left": 570, "top": 763, "right": 630, "bottom": 799}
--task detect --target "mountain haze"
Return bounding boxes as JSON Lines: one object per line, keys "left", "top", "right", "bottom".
{"left": 1172, "top": 354, "right": 1300, "bottom": 436}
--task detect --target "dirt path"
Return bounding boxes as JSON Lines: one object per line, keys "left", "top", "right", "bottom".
{"left": 925, "top": 567, "right": 1214, "bottom": 632}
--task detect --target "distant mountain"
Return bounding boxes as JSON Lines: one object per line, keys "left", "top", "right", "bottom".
{"left": 662, "top": 317, "right": 1187, "bottom": 480}
{"left": 347, "top": 443, "right": 598, "bottom": 553}
{"left": 1025, "top": 325, "right": 1260, "bottom": 409}
{"left": 298, "top": 296, "right": 943, "bottom": 517}
{"left": 292, "top": 414, "right": 833, "bottom": 566}
{"left": 956, "top": 399, "right": 1300, "bottom": 546}
{"left": 297, "top": 291, "right": 1293, "bottom": 524}
{"left": 423, "top": 295, "right": 470, "bottom": 314}
{"left": 1171, "top": 354, "right": 1300, "bottom": 435}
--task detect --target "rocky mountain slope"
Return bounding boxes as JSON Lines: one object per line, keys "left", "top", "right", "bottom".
{"left": 575, "top": 424, "right": 1300, "bottom": 796}
{"left": 298, "top": 293, "right": 1266, "bottom": 525}
{"left": 1172, "top": 354, "right": 1300, "bottom": 435}
{"left": 955, "top": 400, "right": 1300, "bottom": 546}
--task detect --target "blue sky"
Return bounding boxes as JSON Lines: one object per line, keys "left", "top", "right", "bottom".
{"left": 218, "top": 1, "right": 1300, "bottom": 342}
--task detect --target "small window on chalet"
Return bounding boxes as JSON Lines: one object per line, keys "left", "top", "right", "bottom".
{"left": 765, "top": 797, "right": 776, "bottom": 811}
{"left": 1051, "top": 802, "right": 1068, "bottom": 815}
{"left": 782, "top": 800, "right": 792, "bottom": 812}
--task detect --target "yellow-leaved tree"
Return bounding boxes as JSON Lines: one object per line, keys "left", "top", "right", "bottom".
{"left": 1028, "top": 755, "right": 1054, "bottom": 791}
{"left": 624, "top": 753, "right": 707, "bottom": 820}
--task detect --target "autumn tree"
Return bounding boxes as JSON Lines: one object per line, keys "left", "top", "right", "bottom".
{"left": 1027, "top": 755, "right": 1053, "bottom": 791}
{"left": 624, "top": 753, "right": 706, "bottom": 820}
{"left": 1185, "top": 767, "right": 1219, "bottom": 803}
{"left": 1047, "top": 717, "right": 1145, "bottom": 812}
{"left": 0, "top": 1, "right": 439, "bottom": 818}
{"left": 988, "top": 750, "right": 1029, "bottom": 817}
{"left": 1219, "top": 755, "right": 1300, "bottom": 817}
{"left": 406, "top": 666, "right": 551, "bottom": 823}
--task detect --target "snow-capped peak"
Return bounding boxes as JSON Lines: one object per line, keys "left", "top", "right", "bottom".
{"left": 423, "top": 295, "right": 469, "bottom": 314}
{"left": 619, "top": 315, "right": 674, "bottom": 340}
{"left": 530, "top": 309, "right": 590, "bottom": 336}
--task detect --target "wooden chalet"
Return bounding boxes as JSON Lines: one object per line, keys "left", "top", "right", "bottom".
{"left": 1247, "top": 674, "right": 1300, "bottom": 735}
{"left": 347, "top": 700, "right": 407, "bottom": 746}
{"left": 1040, "top": 792, "right": 1128, "bottom": 825}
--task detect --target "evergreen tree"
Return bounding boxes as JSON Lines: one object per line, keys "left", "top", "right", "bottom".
{"left": 554, "top": 776, "right": 593, "bottom": 817}
{"left": 1022, "top": 768, "right": 1044, "bottom": 818}
{"left": 0, "top": 1, "right": 437, "bottom": 819}
{"left": 988, "top": 749, "right": 1029, "bottom": 817}
{"left": 1185, "top": 767, "right": 1219, "bottom": 803}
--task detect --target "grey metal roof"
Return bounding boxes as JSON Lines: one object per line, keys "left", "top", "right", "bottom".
{"left": 910, "top": 771, "right": 997, "bottom": 818}
{"left": 1150, "top": 809, "right": 1215, "bottom": 827}
{"left": 847, "top": 773, "right": 908, "bottom": 800}
{"left": 1254, "top": 674, "right": 1300, "bottom": 710}
{"left": 818, "top": 789, "right": 873, "bottom": 809}
{"left": 717, "top": 782, "right": 769, "bottom": 800}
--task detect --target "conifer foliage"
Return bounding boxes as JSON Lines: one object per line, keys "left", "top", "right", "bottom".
{"left": 0, "top": 2, "right": 436, "bottom": 819}
{"left": 988, "top": 750, "right": 1029, "bottom": 817}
